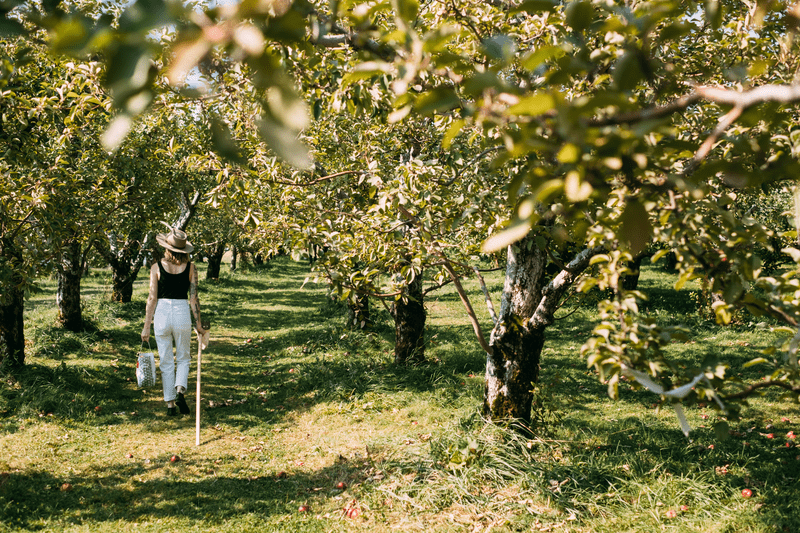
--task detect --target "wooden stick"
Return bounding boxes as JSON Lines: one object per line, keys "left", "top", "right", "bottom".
{"left": 196, "top": 342, "right": 202, "bottom": 446}
{"left": 196, "top": 320, "right": 210, "bottom": 446}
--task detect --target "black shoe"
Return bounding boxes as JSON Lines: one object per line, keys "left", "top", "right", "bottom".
{"left": 167, "top": 407, "right": 178, "bottom": 416}
{"left": 176, "top": 393, "right": 190, "bottom": 415}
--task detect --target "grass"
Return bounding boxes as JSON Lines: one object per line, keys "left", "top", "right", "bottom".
{"left": 1, "top": 257, "right": 800, "bottom": 532}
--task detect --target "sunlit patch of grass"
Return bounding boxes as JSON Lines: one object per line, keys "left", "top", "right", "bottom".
{"left": 2, "top": 258, "right": 800, "bottom": 532}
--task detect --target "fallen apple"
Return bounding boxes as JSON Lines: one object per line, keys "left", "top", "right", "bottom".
{"left": 60, "top": 483, "right": 73, "bottom": 492}
{"left": 346, "top": 507, "right": 359, "bottom": 518}
{"left": 741, "top": 488, "right": 753, "bottom": 498}
{"left": 336, "top": 481, "right": 347, "bottom": 490}
{"left": 125, "top": 453, "right": 134, "bottom": 459}
{"left": 170, "top": 455, "right": 180, "bottom": 463}
{"left": 298, "top": 504, "right": 310, "bottom": 513}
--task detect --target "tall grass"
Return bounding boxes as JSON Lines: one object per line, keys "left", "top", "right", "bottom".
{"left": 1, "top": 257, "right": 799, "bottom": 532}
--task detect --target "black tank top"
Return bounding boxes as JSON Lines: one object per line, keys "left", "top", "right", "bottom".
{"left": 157, "top": 261, "right": 191, "bottom": 300}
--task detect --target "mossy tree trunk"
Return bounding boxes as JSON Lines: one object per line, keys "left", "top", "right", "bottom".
{"left": 0, "top": 237, "right": 26, "bottom": 369}
{"left": 484, "top": 233, "right": 602, "bottom": 422}
{"left": 484, "top": 233, "right": 548, "bottom": 420}
{"left": 57, "top": 240, "right": 84, "bottom": 332}
{"left": 621, "top": 252, "right": 647, "bottom": 291}
{"left": 95, "top": 230, "right": 151, "bottom": 303}
{"left": 206, "top": 242, "right": 226, "bottom": 280}
{"left": 393, "top": 276, "right": 426, "bottom": 365}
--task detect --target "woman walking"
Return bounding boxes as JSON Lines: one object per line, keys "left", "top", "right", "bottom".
{"left": 141, "top": 226, "right": 207, "bottom": 416}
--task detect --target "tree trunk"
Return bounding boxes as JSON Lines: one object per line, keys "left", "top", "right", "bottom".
{"left": 206, "top": 242, "right": 226, "bottom": 280}
{"left": 621, "top": 253, "right": 646, "bottom": 291}
{"left": 95, "top": 230, "right": 150, "bottom": 303}
{"left": 484, "top": 232, "right": 548, "bottom": 420}
{"left": 231, "top": 245, "right": 238, "bottom": 271}
{"left": 482, "top": 233, "right": 603, "bottom": 422}
{"left": 0, "top": 238, "right": 26, "bottom": 369}
{"left": 57, "top": 240, "right": 84, "bottom": 331}
{"left": 394, "top": 276, "right": 426, "bottom": 364}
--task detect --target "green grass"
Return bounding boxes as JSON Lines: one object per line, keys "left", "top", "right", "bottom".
{"left": 1, "top": 257, "right": 800, "bottom": 532}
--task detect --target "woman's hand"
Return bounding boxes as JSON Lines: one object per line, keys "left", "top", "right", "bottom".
{"left": 141, "top": 326, "right": 150, "bottom": 343}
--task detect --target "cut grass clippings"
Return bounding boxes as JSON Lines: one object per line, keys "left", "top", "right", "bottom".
{"left": 1, "top": 257, "right": 799, "bottom": 532}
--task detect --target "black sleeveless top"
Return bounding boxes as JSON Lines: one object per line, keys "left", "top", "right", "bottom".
{"left": 157, "top": 261, "right": 191, "bottom": 300}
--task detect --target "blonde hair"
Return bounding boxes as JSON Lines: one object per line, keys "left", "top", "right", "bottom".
{"left": 164, "top": 249, "right": 190, "bottom": 265}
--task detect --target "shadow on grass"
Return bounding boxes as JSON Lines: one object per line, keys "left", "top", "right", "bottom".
{"left": 0, "top": 456, "right": 375, "bottom": 529}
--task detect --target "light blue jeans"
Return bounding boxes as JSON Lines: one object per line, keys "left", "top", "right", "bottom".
{"left": 154, "top": 299, "right": 192, "bottom": 403}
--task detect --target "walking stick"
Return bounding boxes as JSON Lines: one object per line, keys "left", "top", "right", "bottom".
{"left": 196, "top": 318, "right": 210, "bottom": 446}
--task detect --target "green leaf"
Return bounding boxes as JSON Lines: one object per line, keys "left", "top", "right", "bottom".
{"left": 521, "top": 45, "right": 565, "bottom": 71}
{"left": 512, "top": 0, "right": 558, "bottom": 14}
{"left": 651, "top": 249, "right": 670, "bottom": 264}
{"left": 565, "top": 1, "right": 595, "bottom": 32}
{"left": 211, "top": 117, "right": 246, "bottom": 165}
{"left": 104, "top": 44, "right": 155, "bottom": 104}
{"left": 118, "top": 0, "right": 173, "bottom": 34}
{"left": 413, "top": 88, "right": 460, "bottom": 115}
{"left": 0, "top": 18, "right": 26, "bottom": 38}
{"left": 257, "top": 117, "right": 313, "bottom": 169}
{"left": 462, "top": 71, "right": 503, "bottom": 96}
{"left": 101, "top": 114, "right": 134, "bottom": 151}
{"left": 614, "top": 51, "right": 645, "bottom": 92}
{"left": 392, "top": 0, "right": 419, "bottom": 25}
{"left": 49, "top": 16, "right": 93, "bottom": 55}
{"left": 481, "top": 34, "right": 517, "bottom": 62}
{"left": 712, "top": 301, "right": 732, "bottom": 325}
{"left": 743, "top": 357, "right": 769, "bottom": 368}
{"left": 482, "top": 217, "right": 532, "bottom": 253}
{"left": 705, "top": 0, "right": 723, "bottom": 29}
{"left": 342, "top": 61, "right": 392, "bottom": 85}
{"left": 442, "top": 119, "right": 465, "bottom": 149}
{"left": 507, "top": 92, "right": 555, "bottom": 116}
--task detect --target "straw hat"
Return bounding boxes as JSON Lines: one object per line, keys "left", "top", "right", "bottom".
{"left": 156, "top": 226, "right": 194, "bottom": 254}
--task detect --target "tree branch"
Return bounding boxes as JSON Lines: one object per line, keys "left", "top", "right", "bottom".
{"left": 267, "top": 170, "right": 367, "bottom": 187}
{"left": 432, "top": 244, "right": 494, "bottom": 355}
{"left": 589, "top": 83, "right": 800, "bottom": 128}
{"left": 528, "top": 245, "right": 605, "bottom": 328}
{"left": 723, "top": 380, "right": 800, "bottom": 401}
{"left": 473, "top": 266, "right": 499, "bottom": 326}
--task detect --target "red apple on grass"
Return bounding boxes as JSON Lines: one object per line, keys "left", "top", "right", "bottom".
{"left": 170, "top": 455, "right": 180, "bottom": 463}
{"left": 741, "top": 488, "right": 753, "bottom": 498}
{"left": 336, "top": 481, "right": 347, "bottom": 490}
{"left": 298, "top": 504, "right": 309, "bottom": 513}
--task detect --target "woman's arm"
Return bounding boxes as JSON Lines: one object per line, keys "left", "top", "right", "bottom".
{"left": 141, "top": 263, "right": 159, "bottom": 342}
{"left": 189, "top": 263, "right": 205, "bottom": 334}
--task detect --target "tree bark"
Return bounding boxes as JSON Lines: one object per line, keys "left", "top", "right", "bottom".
{"left": 206, "top": 241, "right": 226, "bottom": 280}
{"left": 0, "top": 238, "right": 26, "bottom": 369}
{"left": 484, "top": 232, "right": 548, "bottom": 420}
{"left": 483, "top": 233, "right": 604, "bottom": 422}
{"left": 95, "top": 231, "right": 150, "bottom": 303}
{"left": 57, "top": 240, "right": 84, "bottom": 331}
{"left": 621, "top": 252, "right": 646, "bottom": 291}
{"left": 393, "top": 276, "right": 426, "bottom": 364}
